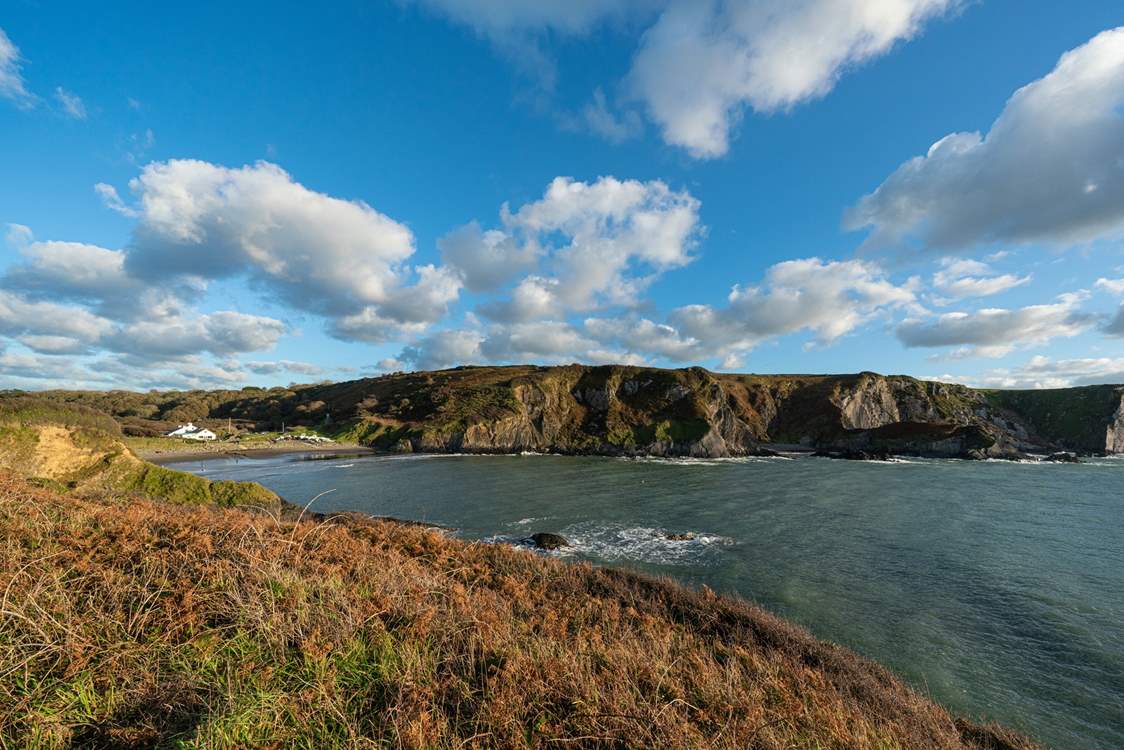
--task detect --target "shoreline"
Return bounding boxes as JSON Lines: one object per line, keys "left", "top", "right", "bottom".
{"left": 144, "top": 442, "right": 1108, "bottom": 467}
{"left": 141, "top": 443, "right": 375, "bottom": 465}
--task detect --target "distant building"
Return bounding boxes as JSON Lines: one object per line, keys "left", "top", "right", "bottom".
{"left": 166, "top": 423, "right": 217, "bottom": 441}
{"left": 182, "top": 428, "right": 217, "bottom": 441}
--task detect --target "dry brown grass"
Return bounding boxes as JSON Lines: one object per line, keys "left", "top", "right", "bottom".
{"left": 0, "top": 472, "right": 1038, "bottom": 749}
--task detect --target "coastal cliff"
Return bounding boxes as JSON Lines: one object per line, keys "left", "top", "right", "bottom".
{"left": 21, "top": 365, "right": 1124, "bottom": 459}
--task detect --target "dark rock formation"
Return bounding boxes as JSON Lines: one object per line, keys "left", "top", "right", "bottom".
{"left": 529, "top": 532, "right": 570, "bottom": 550}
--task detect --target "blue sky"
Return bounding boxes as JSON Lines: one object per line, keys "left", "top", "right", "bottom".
{"left": 1, "top": 0, "right": 1123, "bottom": 391}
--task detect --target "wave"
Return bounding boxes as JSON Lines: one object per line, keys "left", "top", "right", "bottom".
{"left": 558, "top": 522, "right": 735, "bottom": 566}
{"left": 509, "top": 516, "right": 550, "bottom": 527}
{"left": 486, "top": 522, "right": 734, "bottom": 566}
{"left": 617, "top": 455, "right": 790, "bottom": 467}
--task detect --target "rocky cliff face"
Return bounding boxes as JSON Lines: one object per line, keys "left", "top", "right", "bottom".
{"left": 1105, "top": 392, "right": 1124, "bottom": 454}
{"left": 404, "top": 366, "right": 763, "bottom": 457}
{"left": 319, "top": 366, "right": 1111, "bottom": 459}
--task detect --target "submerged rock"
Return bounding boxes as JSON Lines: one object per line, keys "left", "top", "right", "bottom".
{"left": 665, "top": 532, "right": 697, "bottom": 541}
{"left": 813, "top": 448, "right": 893, "bottom": 461}
{"left": 529, "top": 532, "right": 570, "bottom": 550}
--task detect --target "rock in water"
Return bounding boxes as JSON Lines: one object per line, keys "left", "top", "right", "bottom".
{"left": 530, "top": 532, "right": 570, "bottom": 550}
{"left": 1043, "top": 451, "right": 1080, "bottom": 463}
{"left": 813, "top": 448, "right": 893, "bottom": 461}
{"left": 665, "top": 532, "right": 697, "bottom": 541}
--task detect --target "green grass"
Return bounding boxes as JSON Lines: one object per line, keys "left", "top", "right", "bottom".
{"left": 0, "top": 396, "right": 121, "bottom": 435}
{"left": 0, "top": 423, "right": 40, "bottom": 466}
{"left": 115, "top": 463, "right": 279, "bottom": 508}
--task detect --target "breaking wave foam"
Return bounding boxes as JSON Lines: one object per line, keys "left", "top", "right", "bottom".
{"left": 617, "top": 455, "right": 790, "bottom": 467}
{"left": 559, "top": 522, "right": 735, "bottom": 566}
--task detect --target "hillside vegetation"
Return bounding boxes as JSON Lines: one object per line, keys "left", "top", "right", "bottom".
{"left": 0, "top": 471, "right": 1039, "bottom": 749}
{"left": 983, "top": 385, "right": 1124, "bottom": 454}
{"left": 19, "top": 365, "right": 1124, "bottom": 458}
{"left": 0, "top": 397, "right": 278, "bottom": 509}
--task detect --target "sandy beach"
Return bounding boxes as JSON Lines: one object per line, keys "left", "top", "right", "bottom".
{"left": 139, "top": 442, "right": 375, "bottom": 465}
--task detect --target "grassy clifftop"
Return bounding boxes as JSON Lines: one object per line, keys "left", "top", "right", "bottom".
{"left": 0, "top": 472, "right": 1038, "bottom": 749}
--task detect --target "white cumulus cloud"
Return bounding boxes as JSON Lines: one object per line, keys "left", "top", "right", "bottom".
{"left": 848, "top": 27, "right": 1124, "bottom": 251}
{"left": 399, "top": 329, "right": 486, "bottom": 371}
{"left": 438, "top": 221, "right": 538, "bottom": 293}
{"left": 670, "top": 257, "right": 918, "bottom": 354}
{"left": 245, "top": 360, "right": 329, "bottom": 376}
{"left": 1095, "top": 277, "right": 1124, "bottom": 296}
{"left": 937, "top": 355, "right": 1124, "bottom": 389}
{"left": 0, "top": 290, "right": 114, "bottom": 345}
{"left": 470, "top": 175, "right": 702, "bottom": 321}
{"left": 629, "top": 0, "right": 957, "bottom": 158}
{"left": 896, "top": 292, "right": 1094, "bottom": 358}
{"left": 397, "top": 256, "right": 918, "bottom": 371}
{"left": 107, "top": 311, "right": 287, "bottom": 358}
{"left": 108, "top": 159, "right": 447, "bottom": 322}
{"left": 931, "top": 257, "right": 1031, "bottom": 302}
{"left": 411, "top": 1, "right": 955, "bottom": 157}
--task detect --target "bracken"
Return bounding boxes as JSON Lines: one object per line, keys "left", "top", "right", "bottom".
{"left": 0, "top": 472, "right": 1039, "bottom": 749}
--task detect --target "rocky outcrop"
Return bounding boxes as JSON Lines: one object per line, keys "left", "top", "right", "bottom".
{"left": 834, "top": 374, "right": 903, "bottom": 429}
{"left": 377, "top": 368, "right": 1056, "bottom": 459}
{"left": 1106, "top": 392, "right": 1124, "bottom": 454}
{"left": 395, "top": 367, "right": 771, "bottom": 458}
{"left": 529, "top": 532, "right": 570, "bottom": 550}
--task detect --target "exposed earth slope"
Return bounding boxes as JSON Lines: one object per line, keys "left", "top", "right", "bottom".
{"left": 0, "top": 397, "right": 279, "bottom": 508}
{"left": 19, "top": 365, "right": 1124, "bottom": 458}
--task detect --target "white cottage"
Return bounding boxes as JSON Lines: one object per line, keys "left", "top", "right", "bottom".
{"left": 166, "top": 423, "right": 217, "bottom": 441}
{"left": 181, "top": 428, "right": 217, "bottom": 441}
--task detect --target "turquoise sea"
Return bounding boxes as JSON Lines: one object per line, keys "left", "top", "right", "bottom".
{"left": 179, "top": 452, "right": 1124, "bottom": 750}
